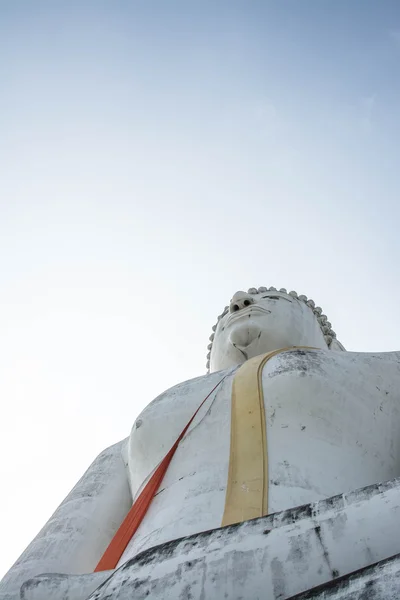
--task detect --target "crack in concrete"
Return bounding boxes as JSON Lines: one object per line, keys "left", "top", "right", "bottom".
{"left": 233, "top": 343, "right": 248, "bottom": 361}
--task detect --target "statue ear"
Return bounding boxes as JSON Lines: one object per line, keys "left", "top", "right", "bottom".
{"left": 330, "top": 338, "right": 346, "bottom": 352}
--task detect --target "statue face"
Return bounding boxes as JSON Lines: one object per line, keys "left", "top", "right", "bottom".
{"left": 209, "top": 290, "right": 328, "bottom": 372}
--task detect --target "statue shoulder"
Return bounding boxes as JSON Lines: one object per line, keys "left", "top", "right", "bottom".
{"left": 263, "top": 348, "right": 400, "bottom": 395}
{"left": 142, "top": 368, "right": 232, "bottom": 415}
{"left": 265, "top": 348, "right": 400, "bottom": 374}
{"left": 326, "top": 349, "right": 400, "bottom": 373}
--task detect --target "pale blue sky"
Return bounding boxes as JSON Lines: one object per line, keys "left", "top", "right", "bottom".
{"left": 1, "top": 0, "right": 400, "bottom": 576}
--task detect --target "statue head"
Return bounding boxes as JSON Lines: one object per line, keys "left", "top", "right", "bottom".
{"left": 207, "top": 287, "right": 345, "bottom": 372}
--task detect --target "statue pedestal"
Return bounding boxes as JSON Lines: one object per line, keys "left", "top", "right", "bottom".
{"left": 22, "top": 477, "right": 400, "bottom": 600}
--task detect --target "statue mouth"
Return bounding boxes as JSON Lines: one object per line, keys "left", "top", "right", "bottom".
{"left": 226, "top": 306, "right": 271, "bottom": 327}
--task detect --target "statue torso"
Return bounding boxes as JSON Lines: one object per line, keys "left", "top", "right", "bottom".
{"left": 120, "top": 349, "right": 400, "bottom": 565}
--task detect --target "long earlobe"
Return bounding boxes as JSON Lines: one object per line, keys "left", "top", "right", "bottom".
{"left": 330, "top": 338, "right": 346, "bottom": 351}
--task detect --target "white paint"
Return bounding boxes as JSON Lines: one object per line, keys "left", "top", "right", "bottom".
{"left": 290, "top": 553, "right": 400, "bottom": 599}
{"left": 22, "top": 477, "right": 400, "bottom": 599}
{"left": 86, "top": 477, "right": 400, "bottom": 599}
{"left": 0, "top": 440, "right": 131, "bottom": 600}
{"left": 209, "top": 289, "right": 337, "bottom": 372}
{"left": 20, "top": 573, "right": 110, "bottom": 600}
{"left": 120, "top": 348, "right": 400, "bottom": 563}
{"left": 1, "top": 288, "right": 400, "bottom": 600}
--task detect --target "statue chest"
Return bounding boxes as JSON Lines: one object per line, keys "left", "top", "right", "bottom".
{"left": 121, "top": 350, "right": 400, "bottom": 565}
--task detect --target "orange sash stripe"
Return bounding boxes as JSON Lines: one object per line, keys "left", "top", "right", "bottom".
{"left": 94, "top": 375, "right": 226, "bottom": 572}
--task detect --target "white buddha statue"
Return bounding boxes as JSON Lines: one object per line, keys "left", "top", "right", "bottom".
{"left": 1, "top": 287, "right": 400, "bottom": 600}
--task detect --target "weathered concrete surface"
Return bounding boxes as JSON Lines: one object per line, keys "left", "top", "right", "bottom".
{"left": 88, "top": 476, "right": 400, "bottom": 599}
{"left": 22, "top": 476, "right": 400, "bottom": 600}
{"left": 122, "top": 348, "right": 400, "bottom": 565}
{"left": 0, "top": 440, "right": 131, "bottom": 600}
{"left": 287, "top": 553, "right": 400, "bottom": 599}
{"left": 20, "top": 572, "right": 111, "bottom": 600}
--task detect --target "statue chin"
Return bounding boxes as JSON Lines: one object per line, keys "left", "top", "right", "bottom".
{"left": 229, "top": 323, "right": 261, "bottom": 348}
{"left": 228, "top": 325, "right": 277, "bottom": 363}
{"left": 228, "top": 324, "right": 292, "bottom": 363}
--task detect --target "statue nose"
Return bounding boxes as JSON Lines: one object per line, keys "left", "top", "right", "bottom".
{"left": 229, "top": 291, "right": 255, "bottom": 313}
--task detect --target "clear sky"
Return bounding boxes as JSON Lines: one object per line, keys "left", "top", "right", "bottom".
{"left": 1, "top": 0, "right": 400, "bottom": 578}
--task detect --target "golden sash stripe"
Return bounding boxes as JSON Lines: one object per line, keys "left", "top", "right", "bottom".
{"left": 221, "top": 347, "right": 315, "bottom": 527}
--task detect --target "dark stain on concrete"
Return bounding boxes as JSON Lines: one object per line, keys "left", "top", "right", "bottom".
{"left": 286, "top": 552, "right": 400, "bottom": 599}
{"left": 314, "top": 525, "right": 339, "bottom": 580}
{"left": 271, "top": 557, "right": 286, "bottom": 599}
{"left": 267, "top": 349, "right": 327, "bottom": 380}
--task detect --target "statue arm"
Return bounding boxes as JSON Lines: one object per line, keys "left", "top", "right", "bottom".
{"left": 0, "top": 439, "right": 132, "bottom": 600}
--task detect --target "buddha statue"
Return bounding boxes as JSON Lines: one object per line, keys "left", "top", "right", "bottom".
{"left": 1, "top": 287, "right": 400, "bottom": 600}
